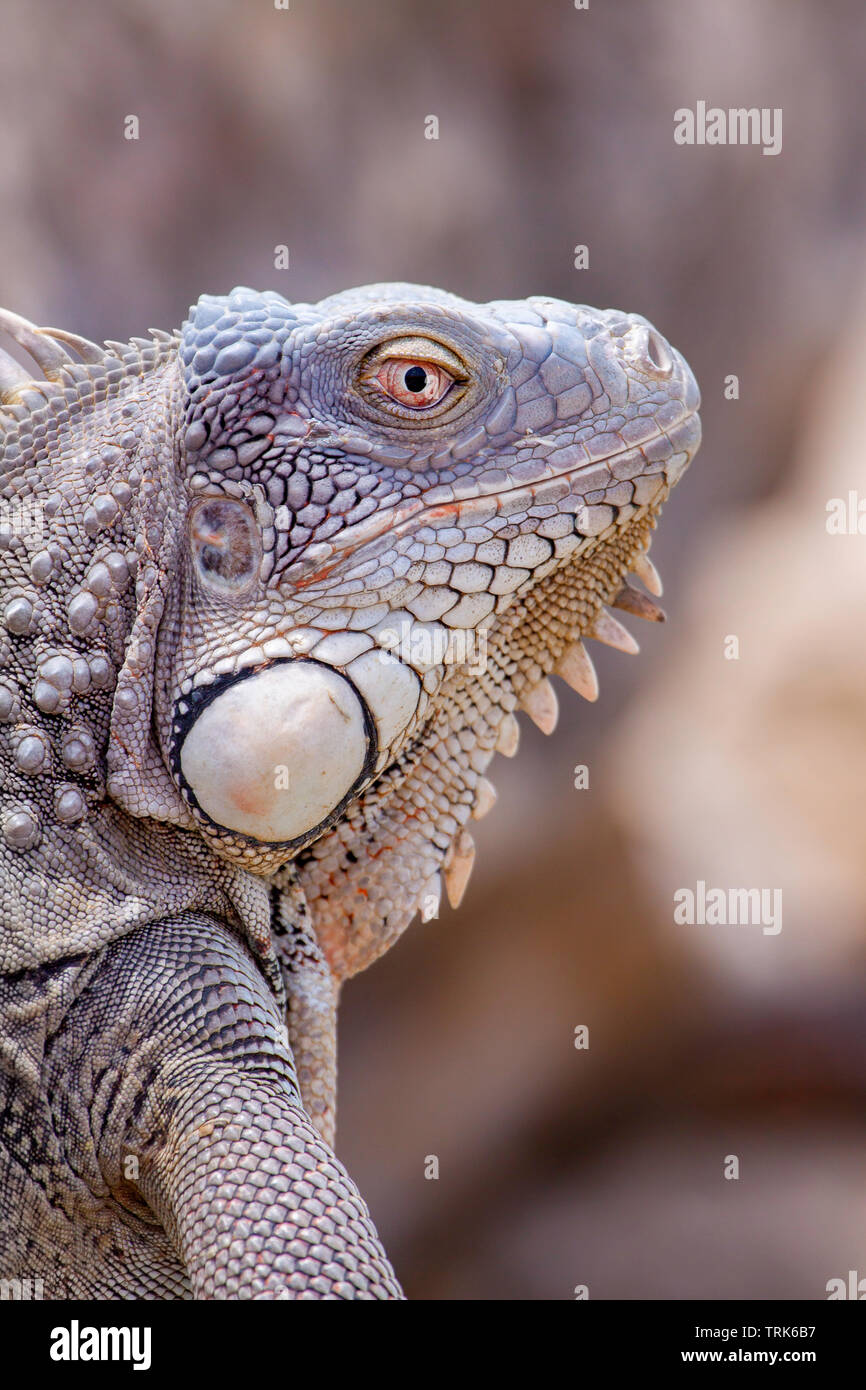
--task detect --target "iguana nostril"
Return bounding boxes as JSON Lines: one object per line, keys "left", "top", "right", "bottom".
{"left": 645, "top": 328, "right": 673, "bottom": 375}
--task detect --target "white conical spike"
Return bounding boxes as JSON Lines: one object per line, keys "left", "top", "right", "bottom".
{"left": 555, "top": 641, "right": 599, "bottom": 702}
{"left": 520, "top": 677, "right": 559, "bottom": 734}
{"left": 0, "top": 307, "right": 72, "bottom": 377}
{"left": 420, "top": 874, "right": 442, "bottom": 922}
{"left": 472, "top": 777, "right": 498, "bottom": 820}
{"left": 40, "top": 326, "right": 108, "bottom": 364}
{"left": 495, "top": 713, "right": 520, "bottom": 757}
{"left": 589, "top": 608, "right": 639, "bottom": 655}
{"left": 612, "top": 583, "right": 666, "bottom": 622}
{"left": 444, "top": 831, "right": 476, "bottom": 910}
{"left": 632, "top": 551, "right": 663, "bottom": 596}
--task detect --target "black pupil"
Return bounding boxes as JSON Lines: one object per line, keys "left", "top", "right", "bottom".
{"left": 404, "top": 366, "right": 427, "bottom": 393}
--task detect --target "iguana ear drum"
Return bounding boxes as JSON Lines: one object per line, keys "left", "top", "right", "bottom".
{"left": 175, "top": 661, "right": 376, "bottom": 843}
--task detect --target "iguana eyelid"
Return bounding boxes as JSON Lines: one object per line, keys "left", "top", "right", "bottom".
{"left": 360, "top": 335, "right": 470, "bottom": 381}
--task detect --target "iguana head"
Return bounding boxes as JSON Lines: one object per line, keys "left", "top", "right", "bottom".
{"left": 0, "top": 285, "right": 699, "bottom": 978}
{"left": 157, "top": 283, "right": 700, "bottom": 971}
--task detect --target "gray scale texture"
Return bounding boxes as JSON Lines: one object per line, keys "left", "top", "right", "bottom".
{"left": 0, "top": 284, "right": 700, "bottom": 1298}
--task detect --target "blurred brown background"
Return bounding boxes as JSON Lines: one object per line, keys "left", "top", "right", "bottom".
{"left": 3, "top": 0, "right": 866, "bottom": 1299}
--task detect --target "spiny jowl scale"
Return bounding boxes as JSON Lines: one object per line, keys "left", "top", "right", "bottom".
{"left": 0, "top": 285, "right": 700, "bottom": 1298}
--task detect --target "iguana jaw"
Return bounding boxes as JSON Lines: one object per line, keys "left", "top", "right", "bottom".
{"left": 282, "top": 407, "right": 699, "bottom": 591}
{"left": 165, "top": 487, "right": 681, "bottom": 878}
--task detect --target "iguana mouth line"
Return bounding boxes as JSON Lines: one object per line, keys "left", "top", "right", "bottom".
{"left": 288, "top": 410, "right": 697, "bottom": 587}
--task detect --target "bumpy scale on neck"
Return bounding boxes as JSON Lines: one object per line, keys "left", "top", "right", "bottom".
{"left": 0, "top": 315, "right": 267, "bottom": 978}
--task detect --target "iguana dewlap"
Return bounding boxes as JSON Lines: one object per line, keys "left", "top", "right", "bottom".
{"left": 0, "top": 284, "right": 700, "bottom": 1298}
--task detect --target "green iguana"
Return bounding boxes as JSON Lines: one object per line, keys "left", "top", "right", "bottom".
{"left": 0, "top": 284, "right": 700, "bottom": 1298}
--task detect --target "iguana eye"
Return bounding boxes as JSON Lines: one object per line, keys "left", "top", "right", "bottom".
{"left": 190, "top": 498, "right": 260, "bottom": 593}
{"left": 373, "top": 358, "right": 454, "bottom": 408}
{"left": 359, "top": 335, "right": 469, "bottom": 418}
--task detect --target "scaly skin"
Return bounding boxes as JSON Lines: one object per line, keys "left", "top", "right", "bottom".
{"left": 0, "top": 284, "right": 700, "bottom": 1298}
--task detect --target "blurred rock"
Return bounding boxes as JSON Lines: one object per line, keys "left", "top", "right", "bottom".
{"left": 609, "top": 269, "right": 866, "bottom": 994}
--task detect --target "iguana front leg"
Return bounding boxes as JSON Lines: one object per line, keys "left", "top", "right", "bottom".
{"left": 45, "top": 914, "right": 401, "bottom": 1299}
